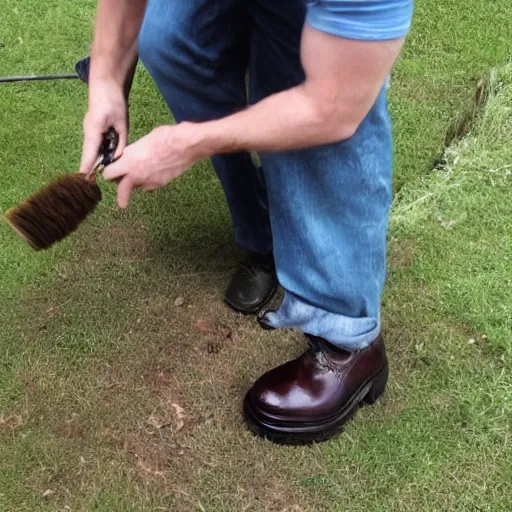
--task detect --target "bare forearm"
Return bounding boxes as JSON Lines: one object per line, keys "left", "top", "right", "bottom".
{"left": 91, "top": 0, "right": 147, "bottom": 86}
{"left": 195, "top": 84, "right": 360, "bottom": 158}
{"left": 192, "top": 26, "right": 403, "bottom": 159}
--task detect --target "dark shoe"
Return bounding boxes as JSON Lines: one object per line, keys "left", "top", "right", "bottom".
{"left": 224, "top": 251, "right": 277, "bottom": 315}
{"left": 244, "top": 334, "right": 388, "bottom": 444}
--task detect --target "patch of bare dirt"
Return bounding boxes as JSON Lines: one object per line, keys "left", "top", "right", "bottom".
{"left": 388, "top": 238, "right": 415, "bottom": 269}
{"left": 85, "top": 219, "right": 153, "bottom": 265}
{"left": 4, "top": 215, "right": 320, "bottom": 511}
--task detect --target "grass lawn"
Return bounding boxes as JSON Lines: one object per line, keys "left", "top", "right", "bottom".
{"left": 1, "top": 1, "right": 511, "bottom": 510}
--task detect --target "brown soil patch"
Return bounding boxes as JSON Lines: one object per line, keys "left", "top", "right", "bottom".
{"left": 2, "top": 213, "right": 317, "bottom": 510}
{"left": 388, "top": 238, "right": 415, "bottom": 269}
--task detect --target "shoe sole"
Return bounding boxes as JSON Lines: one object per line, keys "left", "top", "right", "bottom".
{"left": 223, "top": 283, "right": 278, "bottom": 315}
{"left": 243, "top": 362, "right": 389, "bottom": 445}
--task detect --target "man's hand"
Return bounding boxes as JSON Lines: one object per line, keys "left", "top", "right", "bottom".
{"left": 80, "top": 79, "right": 128, "bottom": 174}
{"left": 79, "top": 0, "right": 147, "bottom": 174}
{"left": 102, "top": 123, "right": 204, "bottom": 208}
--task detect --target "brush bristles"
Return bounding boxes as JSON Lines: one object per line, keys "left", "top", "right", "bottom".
{"left": 5, "top": 174, "right": 102, "bottom": 250}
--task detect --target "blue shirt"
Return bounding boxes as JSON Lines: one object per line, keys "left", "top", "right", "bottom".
{"left": 306, "top": 0, "right": 414, "bottom": 41}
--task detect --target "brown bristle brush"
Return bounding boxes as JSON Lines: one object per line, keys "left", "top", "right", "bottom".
{"left": 4, "top": 128, "right": 118, "bottom": 251}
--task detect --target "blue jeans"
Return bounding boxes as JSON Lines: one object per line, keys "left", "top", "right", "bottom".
{"left": 138, "top": 0, "right": 393, "bottom": 351}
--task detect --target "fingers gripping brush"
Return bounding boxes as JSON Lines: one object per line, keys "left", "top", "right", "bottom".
{"left": 4, "top": 128, "right": 119, "bottom": 251}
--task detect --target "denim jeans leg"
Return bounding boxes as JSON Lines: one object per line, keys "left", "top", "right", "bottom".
{"left": 138, "top": 0, "right": 272, "bottom": 255}
{"left": 249, "top": 1, "right": 393, "bottom": 350}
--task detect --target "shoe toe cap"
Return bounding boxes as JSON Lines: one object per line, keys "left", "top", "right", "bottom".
{"left": 247, "top": 367, "right": 322, "bottom": 418}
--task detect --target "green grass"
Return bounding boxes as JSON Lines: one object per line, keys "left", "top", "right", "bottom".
{"left": 1, "top": 1, "right": 512, "bottom": 510}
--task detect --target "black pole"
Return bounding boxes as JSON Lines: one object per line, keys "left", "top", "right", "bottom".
{"left": 0, "top": 73, "right": 80, "bottom": 83}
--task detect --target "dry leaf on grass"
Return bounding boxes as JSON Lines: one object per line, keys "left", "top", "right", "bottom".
{"left": 171, "top": 403, "right": 185, "bottom": 432}
{"left": 148, "top": 414, "right": 172, "bottom": 430}
{"left": 45, "top": 306, "right": 60, "bottom": 318}
{"left": 0, "top": 414, "right": 24, "bottom": 430}
{"left": 147, "top": 402, "right": 186, "bottom": 432}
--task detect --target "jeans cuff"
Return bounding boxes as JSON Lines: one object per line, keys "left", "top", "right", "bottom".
{"left": 259, "top": 291, "right": 380, "bottom": 351}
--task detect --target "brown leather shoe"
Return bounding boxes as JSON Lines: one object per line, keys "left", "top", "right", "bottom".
{"left": 244, "top": 334, "right": 388, "bottom": 444}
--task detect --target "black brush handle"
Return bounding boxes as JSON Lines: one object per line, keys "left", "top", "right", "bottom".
{"left": 98, "top": 128, "right": 119, "bottom": 167}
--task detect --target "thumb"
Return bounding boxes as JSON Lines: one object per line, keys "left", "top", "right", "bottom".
{"left": 113, "top": 119, "right": 128, "bottom": 160}
{"left": 79, "top": 129, "right": 103, "bottom": 174}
